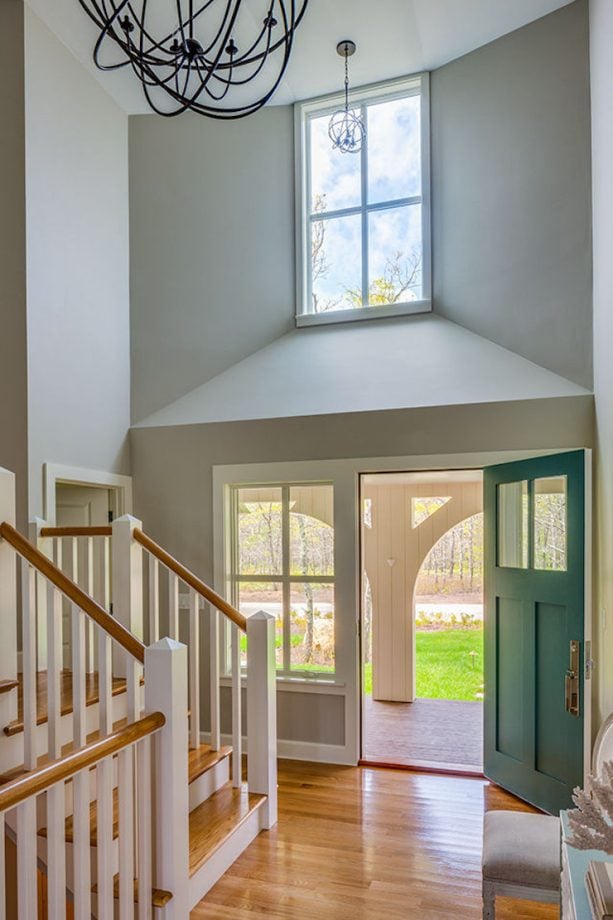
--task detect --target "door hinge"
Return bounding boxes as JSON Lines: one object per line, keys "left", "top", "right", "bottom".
{"left": 108, "top": 510, "right": 114, "bottom": 523}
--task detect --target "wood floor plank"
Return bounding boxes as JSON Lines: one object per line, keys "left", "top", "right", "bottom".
{"left": 191, "top": 760, "right": 559, "bottom": 920}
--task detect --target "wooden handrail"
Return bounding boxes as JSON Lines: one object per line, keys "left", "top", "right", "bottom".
{"left": 0, "top": 712, "right": 164, "bottom": 813}
{"left": 0, "top": 522, "right": 146, "bottom": 664}
{"left": 133, "top": 528, "right": 248, "bottom": 633}
{"left": 40, "top": 525, "right": 112, "bottom": 538}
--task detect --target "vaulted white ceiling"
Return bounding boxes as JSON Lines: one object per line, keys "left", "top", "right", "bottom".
{"left": 25, "top": 0, "right": 574, "bottom": 115}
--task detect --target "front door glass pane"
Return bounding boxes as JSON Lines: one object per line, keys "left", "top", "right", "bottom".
{"left": 534, "top": 476, "right": 567, "bottom": 571}
{"left": 498, "top": 481, "right": 528, "bottom": 568}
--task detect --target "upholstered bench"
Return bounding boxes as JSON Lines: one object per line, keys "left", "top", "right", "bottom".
{"left": 482, "top": 810, "right": 561, "bottom": 919}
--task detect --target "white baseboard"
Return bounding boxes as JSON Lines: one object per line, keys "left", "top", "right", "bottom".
{"left": 199, "top": 732, "right": 355, "bottom": 766}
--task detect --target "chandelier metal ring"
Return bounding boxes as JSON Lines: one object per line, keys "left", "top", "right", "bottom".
{"left": 77, "top": 0, "right": 309, "bottom": 119}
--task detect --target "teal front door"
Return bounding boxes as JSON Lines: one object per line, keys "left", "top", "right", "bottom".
{"left": 484, "top": 450, "right": 589, "bottom": 814}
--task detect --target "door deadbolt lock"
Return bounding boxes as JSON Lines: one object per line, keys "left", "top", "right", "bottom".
{"left": 565, "top": 640, "right": 580, "bottom": 717}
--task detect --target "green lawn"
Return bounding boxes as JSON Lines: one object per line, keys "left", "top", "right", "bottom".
{"left": 363, "top": 627, "right": 483, "bottom": 701}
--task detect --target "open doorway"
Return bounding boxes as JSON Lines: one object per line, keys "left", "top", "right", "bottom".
{"left": 360, "top": 470, "right": 484, "bottom": 773}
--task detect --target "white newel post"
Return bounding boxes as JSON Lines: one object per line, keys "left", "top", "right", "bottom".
{"left": 0, "top": 468, "right": 18, "bottom": 728}
{"left": 247, "top": 611, "right": 278, "bottom": 829}
{"left": 145, "top": 639, "right": 189, "bottom": 918}
{"left": 29, "top": 518, "right": 49, "bottom": 671}
{"left": 111, "top": 515, "right": 143, "bottom": 699}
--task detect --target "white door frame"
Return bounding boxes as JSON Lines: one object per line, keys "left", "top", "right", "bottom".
{"left": 43, "top": 463, "right": 133, "bottom": 525}
{"left": 213, "top": 447, "right": 592, "bottom": 766}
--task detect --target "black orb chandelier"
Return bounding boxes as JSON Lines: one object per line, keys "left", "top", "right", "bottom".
{"left": 77, "top": 0, "right": 309, "bottom": 118}
{"left": 328, "top": 40, "right": 365, "bottom": 154}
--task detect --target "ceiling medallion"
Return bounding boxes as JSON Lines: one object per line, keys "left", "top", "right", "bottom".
{"left": 328, "top": 40, "right": 366, "bottom": 154}
{"left": 77, "top": 1, "right": 309, "bottom": 119}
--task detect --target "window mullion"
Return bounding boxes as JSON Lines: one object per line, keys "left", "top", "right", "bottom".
{"left": 282, "top": 484, "right": 291, "bottom": 674}
{"left": 360, "top": 102, "right": 369, "bottom": 307}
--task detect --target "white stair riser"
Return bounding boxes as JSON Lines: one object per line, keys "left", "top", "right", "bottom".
{"left": 188, "top": 800, "right": 266, "bottom": 910}
{"left": 189, "top": 757, "right": 229, "bottom": 811}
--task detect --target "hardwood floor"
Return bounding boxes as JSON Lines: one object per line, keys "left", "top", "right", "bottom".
{"left": 192, "top": 760, "right": 559, "bottom": 919}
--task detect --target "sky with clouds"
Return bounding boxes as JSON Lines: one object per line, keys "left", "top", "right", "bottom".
{"left": 309, "top": 94, "right": 423, "bottom": 311}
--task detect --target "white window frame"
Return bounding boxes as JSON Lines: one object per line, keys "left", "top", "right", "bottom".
{"left": 226, "top": 480, "right": 336, "bottom": 679}
{"left": 294, "top": 73, "right": 432, "bottom": 327}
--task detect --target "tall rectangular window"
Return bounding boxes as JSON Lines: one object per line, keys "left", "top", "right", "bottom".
{"left": 295, "top": 74, "right": 431, "bottom": 326}
{"left": 229, "top": 483, "right": 335, "bottom": 676}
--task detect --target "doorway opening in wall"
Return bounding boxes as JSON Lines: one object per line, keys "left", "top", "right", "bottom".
{"left": 360, "top": 470, "right": 484, "bottom": 774}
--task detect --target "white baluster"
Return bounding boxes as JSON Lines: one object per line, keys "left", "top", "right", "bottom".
{"left": 72, "top": 769, "right": 91, "bottom": 917}
{"left": 85, "top": 536, "right": 95, "bottom": 674}
{"left": 98, "top": 537, "right": 113, "bottom": 736}
{"left": 47, "top": 583, "right": 62, "bottom": 760}
{"left": 168, "top": 571, "right": 179, "bottom": 640}
{"left": 210, "top": 607, "right": 220, "bottom": 752}
{"left": 145, "top": 639, "right": 189, "bottom": 919}
{"left": 21, "top": 559, "right": 37, "bottom": 771}
{"left": 46, "top": 782, "right": 66, "bottom": 920}
{"left": 148, "top": 556, "right": 159, "bottom": 645}
{"left": 96, "top": 756, "right": 114, "bottom": 920}
{"left": 112, "top": 516, "right": 143, "bottom": 718}
{"left": 30, "top": 519, "right": 48, "bottom": 672}
{"left": 119, "top": 746, "right": 135, "bottom": 920}
{"left": 98, "top": 625, "right": 113, "bottom": 737}
{"left": 0, "top": 812, "right": 5, "bottom": 920}
{"left": 137, "top": 737, "right": 153, "bottom": 920}
{"left": 246, "top": 611, "right": 278, "bottom": 828}
{"left": 71, "top": 604, "right": 87, "bottom": 749}
{"left": 17, "top": 797, "right": 37, "bottom": 919}
{"left": 231, "top": 623, "right": 242, "bottom": 787}
{"left": 189, "top": 589, "right": 199, "bottom": 750}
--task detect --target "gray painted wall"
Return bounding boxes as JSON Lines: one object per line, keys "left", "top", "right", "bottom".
{"left": 129, "top": 106, "right": 295, "bottom": 423}
{"left": 432, "top": 0, "right": 592, "bottom": 390}
{"left": 0, "top": 1, "right": 28, "bottom": 528}
{"left": 129, "top": 1, "right": 593, "bottom": 423}
{"left": 589, "top": 0, "right": 613, "bottom": 728}
{"left": 25, "top": 11, "right": 131, "bottom": 516}
{"left": 131, "top": 394, "right": 594, "bottom": 749}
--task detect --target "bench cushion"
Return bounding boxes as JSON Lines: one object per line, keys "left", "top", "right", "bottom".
{"left": 483, "top": 811, "right": 561, "bottom": 890}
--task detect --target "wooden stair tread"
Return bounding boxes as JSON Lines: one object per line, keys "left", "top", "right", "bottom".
{"left": 188, "top": 744, "right": 232, "bottom": 784}
{"left": 188, "top": 782, "right": 266, "bottom": 877}
{"left": 0, "top": 680, "right": 18, "bottom": 694}
{"left": 4, "top": 670, "right": 142, "bottom": 737}
{"left": 39, "top": 788, "right": 119, "bottom": 845}
{"left": 92, "top": 877, "right": 172, "bottom": 908}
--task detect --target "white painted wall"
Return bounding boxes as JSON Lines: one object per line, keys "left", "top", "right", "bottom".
{"left": 0, "top": 1, "right": 28, "bottom": 528}
{"left": 589, "top": 0, "right": 613, "bottom": 728}
{"left": 25, "top": 10, "right": 131, "bottom": 517}
{"left": 432, "top": 0, "right": 592, "bottom": 390}
{"left": 134, "top": 314, "right": 589, "bottom": 429}
{"left": 129, "top": 1, "right": 593, "bottom": 424}
{"left": 129, "top": 106, "right": 295, "bottom": 423}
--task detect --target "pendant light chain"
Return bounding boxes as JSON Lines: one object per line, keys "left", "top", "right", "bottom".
{"left": 329, "top": 40, "right": 366, "bottom": 154}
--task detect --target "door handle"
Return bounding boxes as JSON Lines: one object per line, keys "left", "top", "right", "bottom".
{"left": 565, "top": 640, "right": 580, "bottom": 717}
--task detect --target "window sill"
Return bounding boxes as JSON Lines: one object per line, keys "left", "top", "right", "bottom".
{"left": 220, "top": 675, "right": 346, "bottom": 694}
{"left": 296, "top": 299, "right": 431, "bottom": 328}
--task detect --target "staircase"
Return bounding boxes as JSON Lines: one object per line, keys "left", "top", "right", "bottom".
{"left": 0, "top": 466, "right": 277, "bottom": 917}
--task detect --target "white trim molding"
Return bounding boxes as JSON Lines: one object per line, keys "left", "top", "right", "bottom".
{"left": 294, "top": 72, "right": 432, "bottom": 326}
{"left": 43, "top": 463, "right": 133, "bottom": 525}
